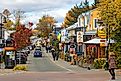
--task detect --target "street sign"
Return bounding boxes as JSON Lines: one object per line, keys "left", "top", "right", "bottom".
{"left": 3, "top": 9, "right": 11, "bottom": 17}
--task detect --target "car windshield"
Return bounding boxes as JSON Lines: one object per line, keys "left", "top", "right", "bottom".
{"left": 35, "top": 50, "right": 40, "bottom": 52}
{"left": 35, "top": 47, "right": 41, "bottom": 51}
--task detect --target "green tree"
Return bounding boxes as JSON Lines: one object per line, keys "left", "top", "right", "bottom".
{"left": 62, "top": 0, "right": 94, "bottom": 28}
{"left": 36, "top": 15, "right": 57, "bottom": 37}
{"left": 98, "top": 0, "right": 121, "bottom": 68}
{"left": 13, "top": 9, "right": 25, "bottom": 26}
{"left": 3, "top": 19, "right": 14, "bottom": 29}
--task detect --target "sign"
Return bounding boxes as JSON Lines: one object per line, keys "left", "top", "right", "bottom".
{"left": 3, "top": 9, "right": 11, "bottom": 16}
{"left": 68, "top": 30, "right": 75, "bottom": 36}
{"left": 6, "top": 51, "right": 13, "bottom": 55}
{"left": 98, "top": 28, "right": 106, "bottom": 38}
{"left": 77, "top": 31, "right": 83, "bottom": 43}
{"left": 100, "top": 43, "right": 106, "bottom": 47}
{"left": 100, "top": 39, "right": 106, "bottom": 47}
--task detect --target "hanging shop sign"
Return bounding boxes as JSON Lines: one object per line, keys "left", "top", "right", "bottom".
{"left": 77, "top": 31, "right": 84, "bottom": 43}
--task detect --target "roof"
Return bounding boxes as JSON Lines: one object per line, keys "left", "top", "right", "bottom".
{"left": 84, "top": 38, "right": 115, "bottom": 44}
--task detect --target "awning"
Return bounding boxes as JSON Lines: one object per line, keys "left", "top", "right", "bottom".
{"left": 4, "top": 47, "right": 16, "bottom": 51}
{"left": 84, "top": 30, "right": 97, "bottom": 35}
{"left": 84, "top": 38, "right": 115, "bottom": 44}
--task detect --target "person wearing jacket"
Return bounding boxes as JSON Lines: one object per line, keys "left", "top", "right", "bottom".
{"left": 51, "top": 47, "right": 56, "bottom": 61}
{"left": 108, "top": 52, "right": 117, "bottom": 80}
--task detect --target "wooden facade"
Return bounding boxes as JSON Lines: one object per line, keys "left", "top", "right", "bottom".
{"left": 85, "top": 44, "right": 106, "bottom": 59}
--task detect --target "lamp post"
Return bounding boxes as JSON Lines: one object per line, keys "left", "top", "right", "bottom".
{"left": 97, "top": 19, "right": 109, "bottom": 70}
{"left": 0, "top": 13, "right": 7, "bottom": 69}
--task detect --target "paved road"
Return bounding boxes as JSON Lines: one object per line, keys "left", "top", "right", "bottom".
{"left": 0, "top": 47, "right": 120, "bottom": 81}
{"left": 28, "top": 49, "right": 68, "bottom": 72}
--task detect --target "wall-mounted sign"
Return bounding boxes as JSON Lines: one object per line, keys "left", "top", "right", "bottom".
{"left": 68, "top": 30, "right": 75, "bottom": 36}
{"left": 98, "top": 28, "right": 106, "bottom": 38}
{"left": 77, "top": 31, "right": 83, "bottom": 43}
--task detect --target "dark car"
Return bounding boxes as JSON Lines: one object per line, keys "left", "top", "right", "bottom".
{"left": 16, "top": 52, "right": 27, "bottom": 64}
{"left": 35, "top": 46, "right": 41, "bottom": 51}
{"left": 33, "top": 49, "right": 42, "bottom": 57}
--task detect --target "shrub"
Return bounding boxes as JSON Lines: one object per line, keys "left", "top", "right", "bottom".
{"left": 93, "top": 58, "right": 106, "bottom": 69}
{"left": 117, "top": 57, "right": 121, "bottom": 69}
{"left": 13, "top": 65, "right": 28, "bottom": 71}
{"left": 93, "top": 59, "right": 101, "bottom": 69}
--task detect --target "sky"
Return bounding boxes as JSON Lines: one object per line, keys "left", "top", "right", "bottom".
{"left": 0, "top": 0, "right": 94, "bottom": 27}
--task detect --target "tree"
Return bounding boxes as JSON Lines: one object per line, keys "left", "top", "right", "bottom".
{"left": 11, "top": 25, "right": 32, "bottom": 50}
{"left": 98, "top": 0, "right": 121, "bottom": 68}
{"left": 62, "top": 0, "right": 93, "bottom": 28}
{"left": 3, "top": 19, "right": 14, "bottom": 29}
{"left": 36, "top": 15, "right": 57, "bottom": 37}
{"left": 13, "top": 9, "right": 25, "bottom": 26}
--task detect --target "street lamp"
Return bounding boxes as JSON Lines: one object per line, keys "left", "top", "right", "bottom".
{"left": 0, "top": 13, "right": 7, "bottom": 39}
{"left": 97, "top": 19, "right": 109, "bottom": 70}
{"left": 0, "top": 13, "right": 7, "bottom": 69}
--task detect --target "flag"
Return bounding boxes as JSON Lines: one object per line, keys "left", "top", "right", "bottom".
{"left": 57, "top": 32, "right": 61, "bottom": 41}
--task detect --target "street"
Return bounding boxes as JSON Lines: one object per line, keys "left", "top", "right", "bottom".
{"left": 28, "top": 47, "right": 68, "bottom": 72}
{"left": 0, "top": 47, "right": 121, "bottom": 81}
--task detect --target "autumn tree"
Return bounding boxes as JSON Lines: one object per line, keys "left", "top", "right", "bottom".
{"left": 11, "top": 25, "right": 32, "bottom": 50}
{"left": 36, "top": 15, "right": 57, "bottom": 37}
{"left": 98, "top": 0, "right": 121, "bottom": 68}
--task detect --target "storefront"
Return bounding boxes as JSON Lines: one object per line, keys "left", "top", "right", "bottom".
{"left": 84, "top": 38, "right": 115, "bottom": 58}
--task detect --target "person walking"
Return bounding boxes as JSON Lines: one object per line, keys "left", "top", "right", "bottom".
{"left": 46, "top": 44, "right": 49, "bottom": 53}
{"left": 51, "top": 47, "right": 56, "bottom": 61}
{"left": 108, "top": 52, "right": 117, "bottom": 80}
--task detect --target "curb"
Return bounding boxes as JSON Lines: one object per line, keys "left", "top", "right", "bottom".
{"left": 0, "top": 70, "right": 26, "bottom": 76}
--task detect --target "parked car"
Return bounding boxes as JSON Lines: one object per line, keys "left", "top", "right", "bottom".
{"left": 16, "top": 52, "right": 27, "bottom": 64}
{"left": 33, "top": 49, "right": 42, "bottom": 57}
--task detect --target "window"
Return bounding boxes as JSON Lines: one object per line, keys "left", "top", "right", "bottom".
{"left": 93, "top": 19, "right": 99, "bottom": 28}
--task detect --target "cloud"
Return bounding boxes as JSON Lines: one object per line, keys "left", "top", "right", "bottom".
{"left": 0, "top": 0, "right": 94, "bottom": 26}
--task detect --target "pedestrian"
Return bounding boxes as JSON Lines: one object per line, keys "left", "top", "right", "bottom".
{"left": 56, "top": 50, "right": 60, "bottom": 61}
{"left": 108, "top": 52, "right": 117, "bottom": 80}
{"left": 46, "top": 44, "right": 49, "bottom": 53}
{"left": 51, "top": 47, "right": 56, "bottom": 61}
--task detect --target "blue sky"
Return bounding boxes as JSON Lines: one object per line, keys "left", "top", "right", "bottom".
{"left": 0, "top": 0, "right": 94, "bottom": 27}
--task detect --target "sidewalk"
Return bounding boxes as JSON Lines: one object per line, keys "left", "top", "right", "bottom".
{"left": 42, "top": 47, "right": 121, "bottom": 81}
{"left": 0, "top": 68, "right": 25, "bottom": 76}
